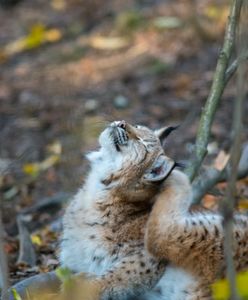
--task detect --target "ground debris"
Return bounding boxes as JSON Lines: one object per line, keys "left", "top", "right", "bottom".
{"left": 17, "top": 216, "right": 36, "bottom": 267}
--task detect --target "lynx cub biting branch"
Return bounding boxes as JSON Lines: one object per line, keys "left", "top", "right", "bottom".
{"left": 60, "top": 121, "right": 206, "bottom": 300}
{"left": 146, "top": 169, "right": 248, "bottom": 297}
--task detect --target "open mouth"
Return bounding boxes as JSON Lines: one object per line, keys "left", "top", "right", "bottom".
{"left": 111, "top": 121, "right": 129, "bottom": 151}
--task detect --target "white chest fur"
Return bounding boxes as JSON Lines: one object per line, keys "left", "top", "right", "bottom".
{"left": 60, "top": 202, "right": 116, "bottom": 275}
{"left": 60, "top": 227, "right": 114, "bottom": 275}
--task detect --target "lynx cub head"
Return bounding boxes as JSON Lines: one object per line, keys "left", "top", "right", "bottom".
{"left": 86, "top": 121, "right": 177, "bottom": 202}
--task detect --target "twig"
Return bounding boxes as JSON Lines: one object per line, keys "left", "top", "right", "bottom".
{"left": 221, "top": 4, "right": 245, "bottom": 297}
{"left": 0, "top": 196, "right": 9, "bottom": 300}
{"left": 186, "top": 0, "right": 243, "bottom": 181}
{"left": 20, "top": 192, "right": 71, "bottom": 215}
{"left": 7, "top": 271, "right": 60, "bottom": 300}
{"left": 191, "top": 143, "right": 248, "bottom": 204}
{"left": 17, "top": 216, "right": 36, "bottom": 267}
{"left": 225, "top": 52, "right": 248, "bottom": 84}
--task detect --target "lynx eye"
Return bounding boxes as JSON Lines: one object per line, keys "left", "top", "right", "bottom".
{"left": 137, "top": 137, "right": 149, "bottom": 151}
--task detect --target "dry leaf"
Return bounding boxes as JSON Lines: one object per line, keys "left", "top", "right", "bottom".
{"left": 89, "top": 36, "right": 129, "bottom": 50}
{"left": 51, "top": 0, "right": 67, "bottom": 11}
{"left": 3, "top": 24, "right": 62, "bottom": 58}
{"left": 214, "top": 150, "right": 230, "bottom": 171}
{"left": 212, "top": 270, "right": 248, "bottom": 299}
{"left": 23, "top": 155, "right": 60, "bottom": 177}
{"left": 31, "top": 235, "right": 42, "bottom": 246}
{"left": 46, "top": 141, "right": 62, "bottom": 155}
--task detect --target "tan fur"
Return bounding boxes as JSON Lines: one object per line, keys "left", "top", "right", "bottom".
{"left": 61, "top": 122, "right": 214, "bottom": 299}
{"left": 146, "top": 170, "right": 248, "bottom": 290}
{"left": 60, "top": 122, "right": 173, "bottom": 299}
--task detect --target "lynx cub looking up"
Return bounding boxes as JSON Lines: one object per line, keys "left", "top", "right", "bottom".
{"left": 146, "top": 169, "right": 248, "bottom": 296}
{"left": 60, "top": 121, "right": 207, "bottom": 300}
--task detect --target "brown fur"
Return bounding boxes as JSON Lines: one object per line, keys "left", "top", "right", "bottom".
{"left": 60, "top": 122, "right": 175, "bottom": 299}
{"left": 61, "top": 122, "right": 214, "bottom": 299}
{"left": 146, "top": 170, "right": 248, "bottom": 289}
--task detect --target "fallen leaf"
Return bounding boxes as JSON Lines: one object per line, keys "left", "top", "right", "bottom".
{"left": 56, "top": 267, "right": 73, "bottom": 280}
{"left": 212, "top": 270, "right": 248, "bottom": 299}
{"left": 23, "top": 163, "right": 40, "bottom": 177}
{"left": 205, "top": 5, "right": 222, "bottom": 19}
{"left": 11, "top": 288, "right": 22, "bottom": 300}
{"left": 4, "top": 242, "right": 18, "bottom": 254}
{"left": 31, "top": 234, "right": 42, "bottom": 246}
{"left": 40, "top": 155, "right": 60, "bottom": 171}
{"left": 3, "top": 24, "right": 62, "bottom": 58}
{"left": 214, "top": 150, "right": 230, "bottom": 171}
{"left": 44, "top": 29, "right": 62, "bottom": 43}
{"left": 205, "top": 5, "right": 229, "bottom": 21}
{"left": 116, "top": 11, "right": 144, "bottom": 32}
{"left": 89, "top": 36, "right": 129, "bottom": 50}
{"left": 152, "top": 17, "right": 183, "bottom": 29}
{"left": 3, "top": 186, "right": 19, "bottom": 200}
{"left": 25, "top": 24, "right": 46, "bottom": 49}
{"left": 46, "top": 141, "right": 62, "bottom": 155}
{"left": 23, "top": 155, "right": 60, "bottom": 177}
{"left": 51, "top": 0, "right": 66, "bottom": 11}
{"left": 238, "top": 198, "right": 248, "bottom": 210}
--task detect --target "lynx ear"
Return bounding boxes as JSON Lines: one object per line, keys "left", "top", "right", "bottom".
{"left": 154, "top": 125, "right": 179, "bottom": 145}
{"left": 144, "top": 155, "right": 175, "bottom": 182}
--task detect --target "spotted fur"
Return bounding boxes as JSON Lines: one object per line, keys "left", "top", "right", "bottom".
{"left": 60, "top": 121, "right": 201, "bottom": 300}
{"left": 146, "top": 169, "right": 248, "bottom": 296}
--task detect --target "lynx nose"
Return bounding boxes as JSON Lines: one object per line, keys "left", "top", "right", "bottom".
{"left": 117, "top": 120, "right": 126, "bottom": 130}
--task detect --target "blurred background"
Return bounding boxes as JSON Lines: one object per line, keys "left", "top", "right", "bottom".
{"left": 0, "top": 0, "right": 247, "bottom": 286}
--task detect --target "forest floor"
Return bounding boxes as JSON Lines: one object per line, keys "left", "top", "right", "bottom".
{"left": 0, "top": 0, "right": 247, "bottom": 285}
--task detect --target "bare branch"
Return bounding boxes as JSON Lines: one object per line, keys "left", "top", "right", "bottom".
{"left": 191, "top": 143, "right": 248, "bottom": 204}
{"left": 17, "top": 217, "right": 36, "bottom": 267}
{"left": 20, "top": 192, "right": 70, "bottom": 215}
{"left": 221, "top": 4, "right": 245, "bottom": 297}
{"left": 186, "top": 0, "right": 243, "bottom": 181}
{"left": 7, "top": 271, "right": 60, "bottom": 300}
{"left": 0, "top": 198, "right": 9, "bottom": 300}
{"left": 225, "top": 52, "right": 248, "bottom": 83}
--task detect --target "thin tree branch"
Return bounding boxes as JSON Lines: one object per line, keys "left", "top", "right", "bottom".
{"left": 17, "top": 216, "right": 36, "bottom": 267}
{"left": 225, "top": 52, "right": 248, "bottom": 83}
{"left": 0, "top": 197, "right": 9, "bottom": 300}
{"left": 191, "top": 143, "right": 248, "bottom": 204}
{"left": 186, "top": 0, "right": 243, "bottom": 181}
{"left": 7, "top": 271, "right": 60, "bottom": 300}
{"left": 221, "top": 6, "right": 245, "bottom": 297}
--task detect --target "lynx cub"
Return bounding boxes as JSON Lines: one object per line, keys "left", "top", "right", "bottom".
{"left": 146, "top": 169, "right": 248, "bottom": 297}
{"left": 60, "top": 121, "right": 207, "bottom": 300}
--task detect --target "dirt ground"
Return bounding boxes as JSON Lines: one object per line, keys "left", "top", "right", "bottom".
{"left": 0, "top": 0, "right": 247, "bottom": 285}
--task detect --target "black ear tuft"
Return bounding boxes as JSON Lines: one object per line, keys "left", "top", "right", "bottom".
{"left": 159, "top": 125, "right": 180, "bottom": 140}
{"left": 174, "top": 161, "right": 186, "bottom": 169}
{"left": 154, "top": 125, "right": 180, "bottom": 145}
